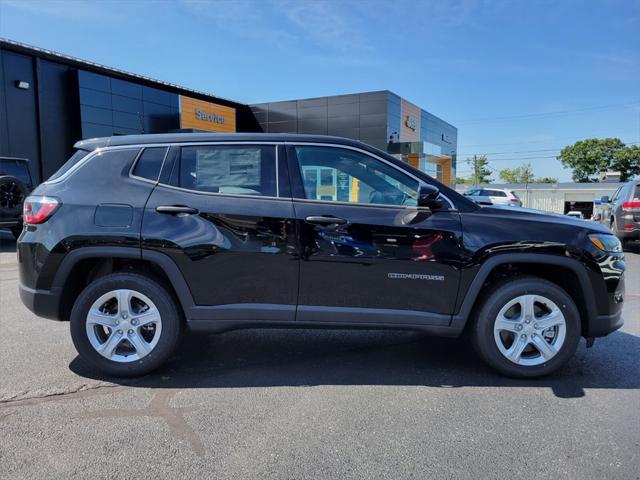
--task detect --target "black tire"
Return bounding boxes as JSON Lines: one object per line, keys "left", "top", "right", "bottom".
{"left": 70, "top": 272, "right": 182, "bottom": 377}
{"left": 471, "top": 276, "right": 581, "bottom": 378}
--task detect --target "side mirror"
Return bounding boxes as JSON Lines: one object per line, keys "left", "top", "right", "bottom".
{"left": 417, "top": 183, "right": 442, "bottom": 209}
{"left": 600, "top": 196, "right": 610, "bottom": 203}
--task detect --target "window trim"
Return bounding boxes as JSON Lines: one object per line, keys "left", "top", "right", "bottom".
{"left": 128, "top": 147, "right": 170, "bottom": 185}
{"left": 286, "top": 142, "right": 455, "bottom": 210}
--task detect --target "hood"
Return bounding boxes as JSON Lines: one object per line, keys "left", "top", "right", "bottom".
{"left": 476, "top": 205, "right": 612, "bottom": 234}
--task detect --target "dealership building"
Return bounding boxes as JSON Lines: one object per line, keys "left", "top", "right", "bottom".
{"left": 0, "top": 39, "right": 457, "bottom": 186}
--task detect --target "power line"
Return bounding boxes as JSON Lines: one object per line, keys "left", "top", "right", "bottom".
{"left": 458, "top": 140, "right": 639, "bottom": 157}
{"left": 454, "top": 100, "right": 640, "bottom": 124}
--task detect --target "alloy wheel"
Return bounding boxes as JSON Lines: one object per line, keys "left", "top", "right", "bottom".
{"left": 493, "top": 294, "right": 566, "bottom": 366}
{"left": 85, "top": 289, "right": 162, "bottom": 363}
{"left": 0, "top": 180, "right": 24, "bottom": 208}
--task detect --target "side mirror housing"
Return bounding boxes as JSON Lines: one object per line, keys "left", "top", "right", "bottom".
{"left": 417, "top": 183, "right": 442, "bottom": 209}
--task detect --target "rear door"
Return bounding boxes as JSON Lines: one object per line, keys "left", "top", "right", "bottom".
{"left": 141, "top": 142, "right": 299, "bottom": 322}
{"left": 287, "top": 144, "right": 463, "bottom": 326}
{"left": 486, "top": 189, "right": 509, "bottom": 205}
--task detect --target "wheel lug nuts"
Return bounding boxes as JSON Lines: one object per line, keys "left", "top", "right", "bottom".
{"left": 131, "top": 319, "right": 138, "bottom": 326}
{"left": 115, "top": 320, "right": 119, "bottom": 325}
{"left": 122, "top": 313, "right": 128, "bottom": 319}
{"left": 520, "top": 334, "right": 526, "bottom": 339}
{"left": 128, "top": 329, "right": 133, "bottom": 334}
{"left": 117, "top": 329, "right": 122, "bottom": 334}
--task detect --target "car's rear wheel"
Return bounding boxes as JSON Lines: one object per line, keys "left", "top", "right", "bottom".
{"left": 70, "top": 272, "right": 182, "bottom": 377}
{"left": 472, "top": 276, "right": 580, "bottom": 377}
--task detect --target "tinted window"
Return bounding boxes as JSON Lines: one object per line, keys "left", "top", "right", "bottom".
{"left": 511, "top": 191, "right": 521, "bottom": 199}
{"left": 171, "top": 145, "right": 277, "bottom": 196}
{"left": 132, "top": 147, "right": 167, "bottom": 181}
{"left": 0, "top": 159, "right": 31, "bottom": 184}
{"left": 633, "top": 184, "right": 640, "bottom": 200}
{"left": 294, "top": 146, "right": 418, "bottom": 206}
{"left": 488, "top": 190, "right": 507, "bottom": 197}
{"left": 47, "top": 150, "right": 91, "bottom": 182}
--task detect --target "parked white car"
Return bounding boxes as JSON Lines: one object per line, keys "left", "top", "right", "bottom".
{"left": 463, "top": 187, "right": 523, "bottom": 207}
{"left": 566, "top": 211, "right": 584, "bottom": 220}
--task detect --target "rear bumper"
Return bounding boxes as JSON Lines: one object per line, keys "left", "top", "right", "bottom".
{"left": 19, "top": 283, "right": 63, "bottom": 321}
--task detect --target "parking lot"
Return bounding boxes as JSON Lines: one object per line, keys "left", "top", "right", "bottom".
{"left": 1, "top": 231, "right": 638, "bottom": 480}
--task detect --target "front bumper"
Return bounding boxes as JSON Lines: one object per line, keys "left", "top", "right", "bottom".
{"left": 591, "top": 310, "right": 624, "bottom": 337}
{"left": 19, "top": 283, "right": 63, "bottom": 321}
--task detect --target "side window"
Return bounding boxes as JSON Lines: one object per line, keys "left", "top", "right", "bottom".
{"left": 170, "top": 145, "right": 277, "bottom": 197}
{"left": 610, "top": 187, "right": 622, "bottom": 202}
{"left": 492, "top": 190, "right": 507, "bottom": 197}
{"left": 293, "top": 146, "right": 419, "bottom": 206}
{"left": 0, "top": 159, "right": 32, "bottom": 185}
{"left": 633, "top": 184, "right": 640, "bottom": 201}
{"left": 132, "top": 147, "right": 167, "bottom": 181}
{"left": 47, "top": 150, "right": 90, "bottom": 182}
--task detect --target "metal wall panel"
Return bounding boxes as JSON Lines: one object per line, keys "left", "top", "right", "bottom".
{"left": 0, "top": 50, "right": 41, "bottom": 180}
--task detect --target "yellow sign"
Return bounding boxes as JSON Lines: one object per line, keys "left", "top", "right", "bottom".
{"left": 180, "top": 96, "right": 236, "bottom": 133}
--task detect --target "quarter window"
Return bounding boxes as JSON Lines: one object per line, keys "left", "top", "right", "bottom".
{"left": 132, "top": 147, "right": 167, "bottom": 181}
{"left": 294, "top": 146, "right": 419, "bottom": 206}
{"left": 170, "top": 145, "right": 277, "bottom": 197}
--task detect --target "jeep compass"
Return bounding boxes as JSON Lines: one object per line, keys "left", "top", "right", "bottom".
{"left": 17, "top": 134, "right": 625, "bottom": 378}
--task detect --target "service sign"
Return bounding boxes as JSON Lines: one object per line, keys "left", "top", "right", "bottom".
{"left": 180, "top": 96, "right": 236, "bottom": 133}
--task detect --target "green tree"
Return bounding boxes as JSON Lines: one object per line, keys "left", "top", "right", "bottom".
{"left": 498, "top": 163, "right": 535, "bottom": 184}
{"left": 611, "top": 145, "right": 640, "bottom": 180}
{"left": 535, "top": 177, "right": 559, "bottom": 184}
{"left": 467, "top": 155, "right": 492, "bottom": 185}
{"left": 455, "top": 177, "right": 470, "bottom": 184}
{"left": 557, "top": 138, "right": 638, "bottom": 182}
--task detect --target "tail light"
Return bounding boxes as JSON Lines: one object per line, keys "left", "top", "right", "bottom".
{"left": 621, "top": 201, "right": 640, "bottom": 212}
{"left": 23, "top": 196, "right": 61, "bottom": 224}
{"left": 510, "top": 198, "right": 519, "bottom": 203}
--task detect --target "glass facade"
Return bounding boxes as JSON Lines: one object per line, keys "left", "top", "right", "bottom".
{"left": 77, "top": 70, "right": 180, "bottom": 139}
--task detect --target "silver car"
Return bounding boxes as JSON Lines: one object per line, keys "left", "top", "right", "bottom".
{"left": 463, "top": 187, "right": 522, "bottom": 207}
{"left": 598, "top": 180, "right": 640, "bottom": 246}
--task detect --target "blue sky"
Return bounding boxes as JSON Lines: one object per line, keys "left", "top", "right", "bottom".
{"left": 1, "top": 0, "right": 639, "bottom": 181}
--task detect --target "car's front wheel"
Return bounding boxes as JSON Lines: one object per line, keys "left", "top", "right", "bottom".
{"left": 70, "top": 272, "right": 182, "bottom": 377}
{"left": 472, "top": 276, "right": 580, "bottom": 377}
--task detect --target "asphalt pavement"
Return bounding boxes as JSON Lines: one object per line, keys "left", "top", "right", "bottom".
{"left": 1, "top": 230, "right": 639, "bottom": 479}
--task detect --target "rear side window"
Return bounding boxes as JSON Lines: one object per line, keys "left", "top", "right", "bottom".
{"left": 511, "top": 191, "right": 521, "bottom": 198}
{"left": 47, "top": 150, "right": 92, "bottom": 182}
{"left": 169, "top": 145, "right": 277, "bottom": 197}
{"left": 132, "top": 147, "right": 167, "bottom": 181}
{"left": 488, "top": 190, "right": 507, "bottom": 197}
{"left": 0, "top": 159, "right": 31, "bottom": 185}
{"left": 633, "top": 184, "right": 640, "bottom": 201}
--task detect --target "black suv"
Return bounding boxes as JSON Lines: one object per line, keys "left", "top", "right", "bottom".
{"left": 18, "top": 134, "right": 625, "bottom": 378}
{"left": 1, "top": 156, "right": 32, "bottom": 238}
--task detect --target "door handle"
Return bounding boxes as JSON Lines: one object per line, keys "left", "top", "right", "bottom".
{"left": 156, "top": 205, "right": 199, "bottom": 216}
{"left": 305, "top": 215, "right": 347, "bottom": 225}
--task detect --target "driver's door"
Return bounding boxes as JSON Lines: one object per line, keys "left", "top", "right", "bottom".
{"left": 287, "top": 144, "right": 463, "bottom": 326}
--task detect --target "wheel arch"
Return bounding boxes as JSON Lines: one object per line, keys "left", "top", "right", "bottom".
{"left": 52, "top": 247, "right": 195, "bottom": 321}
{"left": 453, "top": 253, "right": 597, "bottom": 337}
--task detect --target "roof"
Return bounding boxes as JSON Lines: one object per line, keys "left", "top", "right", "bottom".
{"left": 74, "top": 132, "right": 376, "bottom": 150}
{"left": 0, "top": 38, "right": 243, "bottom": 109}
